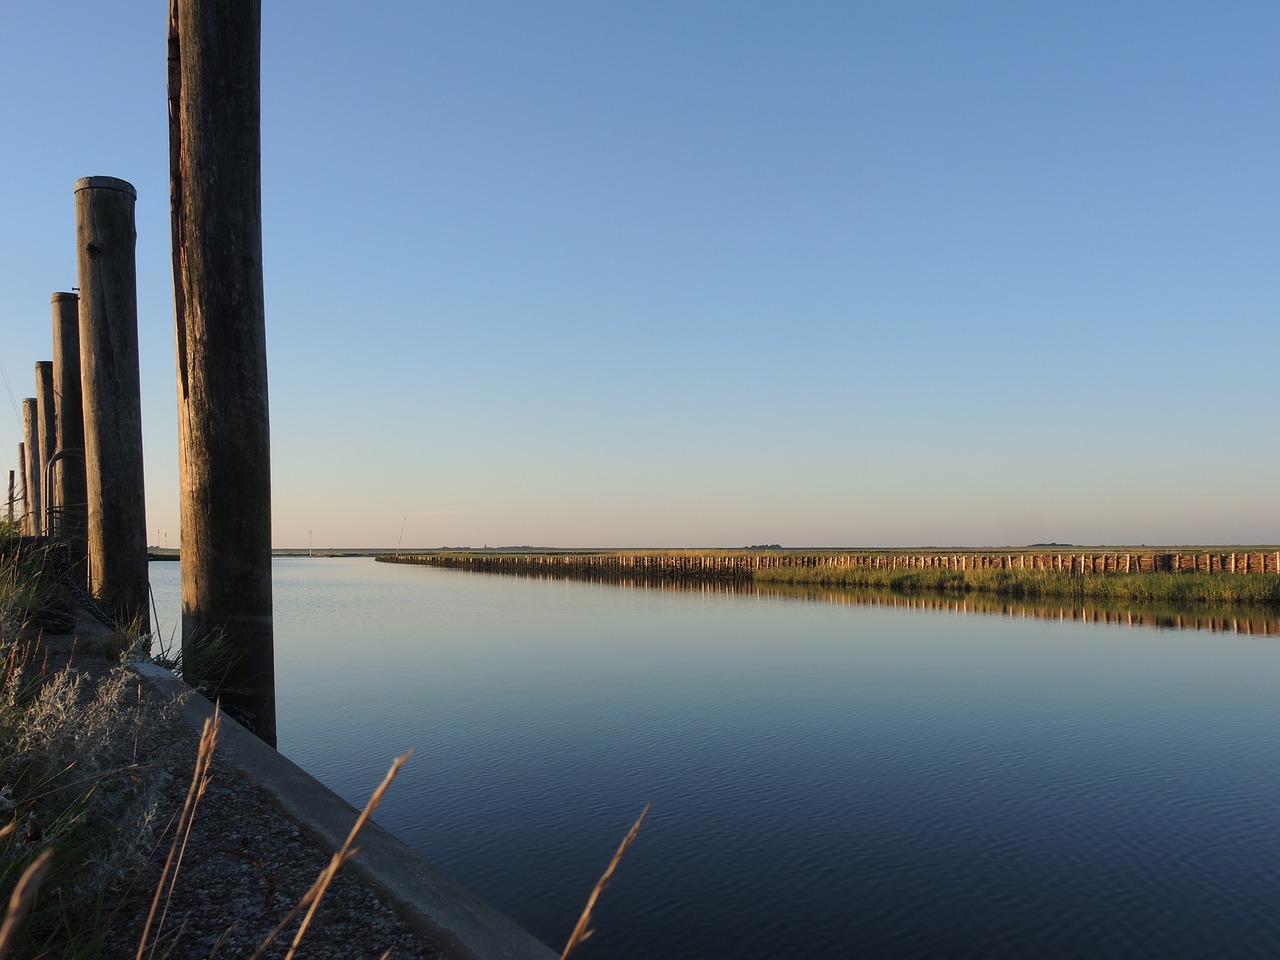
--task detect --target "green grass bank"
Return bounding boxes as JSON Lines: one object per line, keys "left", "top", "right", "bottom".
{"left": 753, "top": 565, "right": 1280, "bottom": 607}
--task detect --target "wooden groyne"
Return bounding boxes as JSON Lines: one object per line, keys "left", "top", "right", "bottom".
{"left": 374, "top": 554, "right": 1280, "bottom": 636}
{"left": 379, "top": 549, "right": 1280, "bottom": 580}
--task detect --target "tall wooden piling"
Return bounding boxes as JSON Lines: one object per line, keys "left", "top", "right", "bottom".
{"left": 75, "top": 176, "right": 149, "bottom": 631}
{"left": 170, "top": 0, "right": 275, "bottom": 745}
{"left": 21, "top": 399, "right": 41, "bottom": 537}
{"left": 52, "top": 293, "right": 89, "bottom": 580}
{"left": 35, "top": 362, "right": 56, "bottom": 527}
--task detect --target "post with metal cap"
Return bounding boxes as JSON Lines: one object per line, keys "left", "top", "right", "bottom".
{"left": 22, "top": 399, "right": 41, "bottom": 537}
{"left": 52, "top": 292, "right": 89, "bottom": 583}
{"left": 35, "top": 362, "right": 56, "bottom": 530}
{"left": 170, "top": 0, "right": 275, "bottom": 745}
{"left": 75, "top": 175, "right": 149, "bottom": 632}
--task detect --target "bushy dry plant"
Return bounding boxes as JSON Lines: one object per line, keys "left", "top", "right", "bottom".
{"left": 0, "top": 638, "right": 181, "bottom": 958}
{"left": 0, "top": 539, "right": 182, "bottom": 959}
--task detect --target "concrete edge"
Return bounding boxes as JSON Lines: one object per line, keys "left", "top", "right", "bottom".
{"left": 133, "top": 660, "right": 558, "bottom": 960}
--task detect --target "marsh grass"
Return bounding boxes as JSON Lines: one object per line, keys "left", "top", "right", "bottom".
{"left": 755, "top": 564, "right": 1280, "bottom": 606}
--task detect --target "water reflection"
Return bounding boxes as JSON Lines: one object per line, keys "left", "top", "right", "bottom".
{"left": 437, "top": 568, "right": 1280, "bottom": 637}
{"left": 148, "top": 558, "right": 1280, "bottom": 960}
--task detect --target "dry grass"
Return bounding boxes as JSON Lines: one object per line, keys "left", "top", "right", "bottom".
{"left": 560, "top": 803, "right": 649, "bottom": 960}
{"left": 250, "top": 749, "right": 412, "bottom": 960}
{"left": 1, "top": 658, "right": 418, "bottom": 959}
{"left": 755, "top": 564, "right": 1280, "bottom": 606}
{"left": 134, "top": 710, "right": 220, "bottom": 959}
{"left": 1, "top": 546, "right": 180, "bottom": 958}
{"left": 0, "top": 845, "right": 52, "bottom": 960}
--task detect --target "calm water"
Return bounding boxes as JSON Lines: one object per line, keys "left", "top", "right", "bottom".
{"left": 149, "top": 558, "right": 1280, "bottom": 959}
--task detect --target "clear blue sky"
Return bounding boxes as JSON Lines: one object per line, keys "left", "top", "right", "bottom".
{"left": 2, "top": 2, "right": 1277, "bottom": 548}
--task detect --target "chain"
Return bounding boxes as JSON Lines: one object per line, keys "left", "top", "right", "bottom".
{"left": 50, "top": 548, "right": 118, "bottom": 632}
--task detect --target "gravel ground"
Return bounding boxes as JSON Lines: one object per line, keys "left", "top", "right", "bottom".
{"left": 41, "top": 623, "right": 448, "bottom": 960}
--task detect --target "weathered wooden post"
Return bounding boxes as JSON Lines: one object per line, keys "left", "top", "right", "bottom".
{"left": 6, "top": 470, "right": 14, "bottom": 522}
{"left": 170, "top": 0, "right": 276, "bottom": 745}
{"left": 52, "top": 292, "right": 89, "bottom": 581}
{"left": 75, "top": 175, "right": 149, "bottom": 632}
{"left": 22, "top": 399, "right": 41, "bottom": 537}
{"left": 15, "top": 446, "right": 26, "bottom": 530}
{"left": 34, "top": 362, "right": 56, "bottom": 531}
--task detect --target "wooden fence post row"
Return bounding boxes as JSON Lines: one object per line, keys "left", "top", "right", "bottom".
{"left": 384, "top": 549, "right": 1280, "bottom": 578}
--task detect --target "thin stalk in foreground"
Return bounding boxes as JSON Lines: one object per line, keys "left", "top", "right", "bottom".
{"left": 250, "top": 749, "right": 414, "bottom": 960}
{"left": 0, "top": 849, "right": 55, "bottom": 960}
{"left": 561, "top": 803, "right": 650, "bottom": 960}
{"left": 136, "top": 709, "right": 221, "bottom": 960}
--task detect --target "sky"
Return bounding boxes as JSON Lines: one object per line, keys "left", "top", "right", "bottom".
{"left": 1, "top": 1, "right": 1277, "bottom": 549}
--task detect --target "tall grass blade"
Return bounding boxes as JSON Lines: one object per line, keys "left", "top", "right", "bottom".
{"left": 0, "top": 849, "right": 54, "bottom": 960}
{"left": 561, "top": 803, "right": 649, "bottom": 960}
{"left": 135, "top": 709, "right": 221, "bottom": 960}
{"left": 250, "top": 749, "right": 413, "bottom": 960}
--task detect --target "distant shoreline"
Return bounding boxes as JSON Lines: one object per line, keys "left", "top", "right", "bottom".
{"left": 149, "top": 543, "right": 1280, "bottom": 562}
{"left": 376, "top": 548, "right": 1280, "bottom": 608}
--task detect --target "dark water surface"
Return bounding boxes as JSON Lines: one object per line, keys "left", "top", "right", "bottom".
{"left": 149, "top": 558, "right": 1280, "bottom": 959}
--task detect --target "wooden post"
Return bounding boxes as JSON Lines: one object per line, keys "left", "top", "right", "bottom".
{"left": 22, "top": 399, "right": 40, "bottom": 537}
{"left": 52, "top": 293, "right": 89, "bottom": 582}
{"left": 15, "top": 445, "right": 25, "bottom": 529}
{"left": 170, "top": 0, "right": 275, "bottom": 746}
{"left": 75, "top": 175, "right": 149, "bottom": 632}
{"left": 6, "top": 470, "right": 13, "bottom": 522}
{"left": 35, "top": 362, "right": 56, "bottom": 532}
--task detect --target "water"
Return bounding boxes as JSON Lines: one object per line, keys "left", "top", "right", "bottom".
{"left": 149, "top": 558, "right": 1280, "bottom": 958}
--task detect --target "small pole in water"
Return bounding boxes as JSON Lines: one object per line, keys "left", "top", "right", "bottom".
{"left": 309, "top": 530, "right": 312, "bottom": 558}
{"left": 396, "top": 516, "right": 407, "bottom": 558}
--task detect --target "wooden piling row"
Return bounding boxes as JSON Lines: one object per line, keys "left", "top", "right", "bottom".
{"left": 375, "top": 554, "right": 1280, "bottom": 637}
{"left": 381, "top": 548, "right": 1280, "bottom": 580}
{"left": 753, "top": 587, "right": 1280, "bottom": 638}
